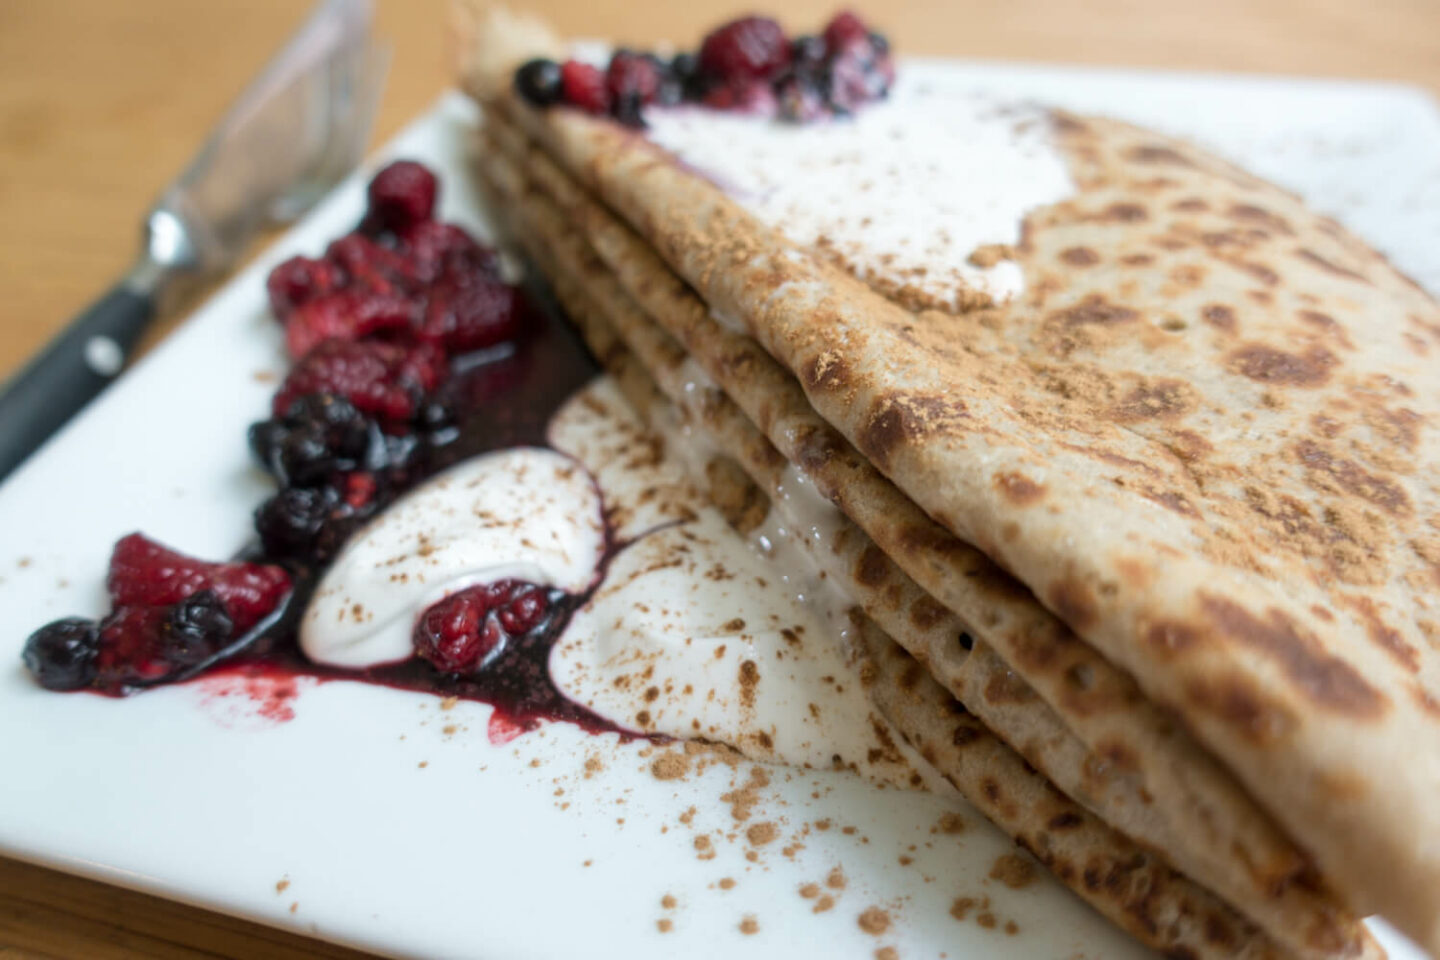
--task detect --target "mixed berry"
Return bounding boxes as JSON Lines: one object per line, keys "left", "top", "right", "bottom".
{"left": 513, "top": 9, "right": 894, "bottom": 126}
{"left": 21, "top": 161, "right": 564, "bottom": 702}
{"left": 24, "top": 534, "right": 292, "bottom": 694}
{"left": 413, "top": 580, "right": 563, "bottom": 674}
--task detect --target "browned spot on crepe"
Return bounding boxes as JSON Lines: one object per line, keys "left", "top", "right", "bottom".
{"left": 1200, "top": 595, "right": 1386, "bottom": 717}
{"left": 993, "top": 471, "right": 1046, "bottom": 506}
{"left": 1226, "top": 344, "right": 1337, "bottom": 387}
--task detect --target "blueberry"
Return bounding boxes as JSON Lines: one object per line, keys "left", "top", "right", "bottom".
{"left": 161, "top": 589, "right": 234, "bottom": 666}
{"left": 612, "top": 91, "right": 646, "bottom": 128}
{"left": 23, "top": 617, "right": 100, "bottom": 691}
{"left": 514, "top": 59, "right": 564, "bottom": 106}
{"left": 670, "top": 52, "right": 705, "bottom": 100}
{"left": 790, "top": 34, "right": 826, "bottom": 69}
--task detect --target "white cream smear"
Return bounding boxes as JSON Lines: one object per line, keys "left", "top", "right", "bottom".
{"left": 302, "top": 378, "right": 927, "bottom": 789}
{"left": 301, "top": 449, "right": 605, "bottom": 668}
{"left": 642, "top": 73, "right": 1075, "bottom": 310}
{"left": 549, "top": 381, "right": 925, "bottom": 788}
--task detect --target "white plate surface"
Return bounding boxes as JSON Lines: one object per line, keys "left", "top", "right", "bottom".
{"left": 1, "top": 60, "right": 1437, "bottom": 960}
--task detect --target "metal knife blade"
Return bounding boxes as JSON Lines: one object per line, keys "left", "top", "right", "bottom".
{"left": 147, "top": 0, "right": 389, "bottom": 277}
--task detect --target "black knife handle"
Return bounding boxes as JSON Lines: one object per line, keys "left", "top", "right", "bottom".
{"left": 0, "top": 278, "right": 160, "bottom": 483}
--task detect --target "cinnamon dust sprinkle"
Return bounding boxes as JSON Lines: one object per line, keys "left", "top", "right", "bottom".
{"left": 988, "top": 852, "right": 1037, "bottom": 889}
{"left": 950, "top": 897, "right": 979, "bottom": 921}
{"left": 746, "top": 821, "right": 778, "bottom": 846}
{"left": 858, "top": 906, "right": 892, "bottom": 935}
{"left": 934, "top": 811, "right": 965, "bottom": 834}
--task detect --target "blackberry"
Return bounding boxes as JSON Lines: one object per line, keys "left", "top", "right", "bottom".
{"left": 250, "top": 393, "right": 377, "bottom": 487}
{"left": 22, "top": 617, "right": 100, "bottom": 691}
{"left": 255, "top": 485, "right": 349, "bottom": 560}
{"left": 160, "top": 589, "right": 234, "bottom": 666}
{"left": 514, "top": 58, "right": 565, "bottom": 106}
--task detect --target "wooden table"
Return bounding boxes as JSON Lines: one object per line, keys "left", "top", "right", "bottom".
{"left": 1, "top": 0, "right": 1437, "bottom": 955}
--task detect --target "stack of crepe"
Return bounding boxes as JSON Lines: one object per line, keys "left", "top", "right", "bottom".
{"left": 456, "top": 8, "right": 1440, "bottom": 959}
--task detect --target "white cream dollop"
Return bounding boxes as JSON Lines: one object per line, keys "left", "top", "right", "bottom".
{"left": 642, "top": 72, "right": 1074, "bottom": 310}
{"left": 300, "top": 448, "right": 606, "bottom": 668}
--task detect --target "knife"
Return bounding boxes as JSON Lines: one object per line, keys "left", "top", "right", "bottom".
{"left": 0, "top": 0, "right": 388, "bottom": 483}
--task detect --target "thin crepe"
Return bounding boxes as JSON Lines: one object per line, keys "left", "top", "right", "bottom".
{"left": 508, "top": 204, "right": 1298, "bottom": 960}
{"left": 459, "top": 27, "right": 1440, "bottom": 948}
{"left": 472, "top": 127, "right": 1378, "bottom": 960}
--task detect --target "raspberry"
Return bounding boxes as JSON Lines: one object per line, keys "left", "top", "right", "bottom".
{"left": 822, "top": 10, "right": 870, "bottom": 53}
{"left": 413, "top": 580, "right": 556, "bottom": 674}
{"left": 419, "top": 275, "right": 520, "bottom": 354}
{"left": 107, "top": 535, "right": 212, "bottom": 609}
{"left": 606, "top": 51, "right": 662, "bottom": 108}
{"left": 325, "top": 233, "right": 417, "bottom": 297}
{"left": 342, "top": 471, "right": 379, "bottom": 509}
{"left": 22, "top": 618, "right": 100, "bottom": 691}
{"left": 698, "top": 16, "right": 789, "bottom": 84}
{"left": 106, "top": 533, "right": 291, "bottom": 632}
{"left": 284, "top": 290, "right": 417, "bottom": 359}
{"left": 365, "top": 160, "right": 437, "bottom": 233}
{"left": 274, "top": 338, "right": 446, "bottom": 422}
{"left": 94, "top": 606, "right": 171, "bottom": 689}
{"left": 400, "top": 221, "right": 498, "bottom": 285}
{"left": 560, "top": 60, "right": 610, "bottom": 114}
{"left": 266, "top": 256, "right": 343, "bottom": 320}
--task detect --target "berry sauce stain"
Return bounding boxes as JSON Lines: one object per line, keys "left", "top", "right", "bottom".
{"left": 193, "top": 666, "right": 317, "bottom": 727}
